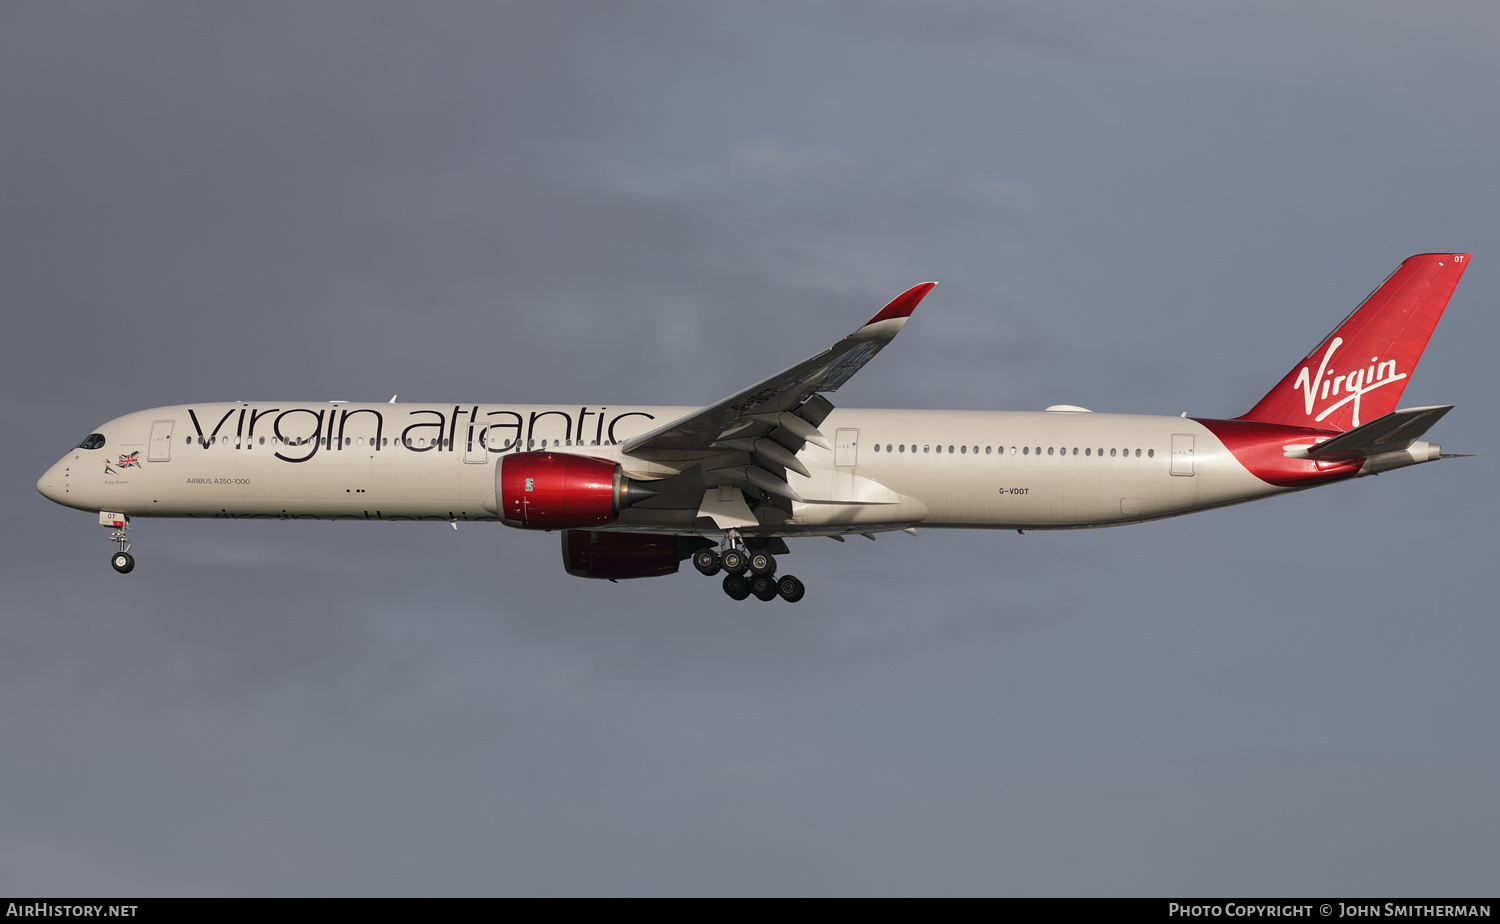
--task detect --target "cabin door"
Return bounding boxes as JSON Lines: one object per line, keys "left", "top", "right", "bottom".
{"left": 834, "top": 429, "right": 859, "bottom": 467}
{"left": 1171, "top": 434, "right": 1195, "bottom": 476}
{"left": 148, "top": 420, "right": 174, "bottom": 462}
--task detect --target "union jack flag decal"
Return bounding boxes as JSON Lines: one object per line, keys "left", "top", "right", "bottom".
{"left": 117, "top": 451, "right": 141, "bottom": 470}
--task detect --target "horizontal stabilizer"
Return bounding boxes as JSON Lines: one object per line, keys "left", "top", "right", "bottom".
{"left": 1306, "top": 405, "right": 1453, "bottom": 460}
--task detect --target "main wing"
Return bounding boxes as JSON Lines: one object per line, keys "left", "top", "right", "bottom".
{"left": 622, "top": 282, "right": 936, "bottom": 503}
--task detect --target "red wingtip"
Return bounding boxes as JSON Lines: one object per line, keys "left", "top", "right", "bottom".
{"left": 864, "top": 281, "right": 937, "bottom": 326}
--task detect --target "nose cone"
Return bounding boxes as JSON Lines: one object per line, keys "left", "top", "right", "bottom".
{"left": 37, "top": 459, "right": 66, "bottom": 504}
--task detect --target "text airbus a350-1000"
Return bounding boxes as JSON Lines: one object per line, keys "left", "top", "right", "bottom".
{"left": 39, "top": 253, "right": 1471, "bottom": 602}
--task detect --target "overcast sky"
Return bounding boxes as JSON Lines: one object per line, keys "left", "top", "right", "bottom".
{"left": 2, "top": 2, "right": 1496, "bottom": 896}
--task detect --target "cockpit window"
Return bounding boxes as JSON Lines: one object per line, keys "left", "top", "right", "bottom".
{"left": 75, "top": 433, "right": 106, "bottom": 450}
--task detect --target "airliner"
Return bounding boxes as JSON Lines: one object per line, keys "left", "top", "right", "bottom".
{"left": 38, "top": 253, "right": 1471, "bottom": 602}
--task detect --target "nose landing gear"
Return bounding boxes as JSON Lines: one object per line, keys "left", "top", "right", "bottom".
{"left": 103, "top": 512, "right": 134, "bottom": 574}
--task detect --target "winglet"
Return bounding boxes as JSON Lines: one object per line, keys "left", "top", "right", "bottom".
{"left": 862, "top": 282, "right": 937, "bottom": 327}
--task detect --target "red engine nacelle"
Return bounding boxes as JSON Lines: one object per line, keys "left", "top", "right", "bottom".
{"left": 498, "top": 452, "right": 656, "bottom": 529}
{"left": 560, "top": 530, "right": 716, "bottom": 580}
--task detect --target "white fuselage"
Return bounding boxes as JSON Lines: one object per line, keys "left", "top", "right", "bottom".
{"left": 38, "top": 401, "right": 1286, "bottom": 535}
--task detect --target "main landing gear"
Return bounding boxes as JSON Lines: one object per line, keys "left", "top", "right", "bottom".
{"left": 693, "top": 533, "right": 804, "bottom": 603}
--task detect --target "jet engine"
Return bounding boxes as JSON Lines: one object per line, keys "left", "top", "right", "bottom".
{"left": 497, "top": 451, "right": 658, "bottom": 529}
{"left": 560, "top": 530, "right": 716, "bottom": 580}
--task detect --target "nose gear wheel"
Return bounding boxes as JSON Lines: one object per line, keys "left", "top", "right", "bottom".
{"left": 107, "top": 518, "right": 135, "bottom": 575}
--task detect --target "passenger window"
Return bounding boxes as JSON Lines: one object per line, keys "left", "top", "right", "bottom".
{"left": 1072, "top": 447, "right": 1078, "bottom": 456}
{"left": 886, "top": 444, "right": 892, "bottom": 452}
{"left": 985, "top": 446, "right": 992, "bottom": 454}
{"left": 1047, "top": 446, "right": 1054, "bottom": 456}
{"left": 935, "top": 445, "right": 942, "bottom": 454}
{"left": 960, "top": 445, "right": 967, "bottom": 454}
{"left": 899, "top": 444, "right": 905, "bottom": 453}
{"left": 1148, "top": 448, "right": 1154, "bottom": 458}
{"left": 1111, "top": 448, "right": 1117, "bottom": 457}
{"left": 1135, "top": 448, "right": 1141, "bottom": 457}
{"left": 1085, "top": 447, "right": 1091, "bottom": 456}
{"left": 923, "top": 445, "right": 930, "bottom": 453}
{"left": 1023, "top": 446, "right": 1029, "bottom": 455}
{"left": 259, "top": 436, "right": 265, "bottom": 445}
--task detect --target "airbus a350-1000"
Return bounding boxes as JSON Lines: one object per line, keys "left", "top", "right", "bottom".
{"left": 38, "top": 253, "right": 1471, "bottom": 602}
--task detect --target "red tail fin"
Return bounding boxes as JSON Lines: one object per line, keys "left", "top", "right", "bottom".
{"left": 1238, "top": 253, "right": 1470, "bottom": 431}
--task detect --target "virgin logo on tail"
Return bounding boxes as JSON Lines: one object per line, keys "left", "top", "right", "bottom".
{"left": 1292, "top": 337, "right": 1406, "bottom": 428}
{"left": 1229, "top": 253, "right": 1463, "bottom": 433}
